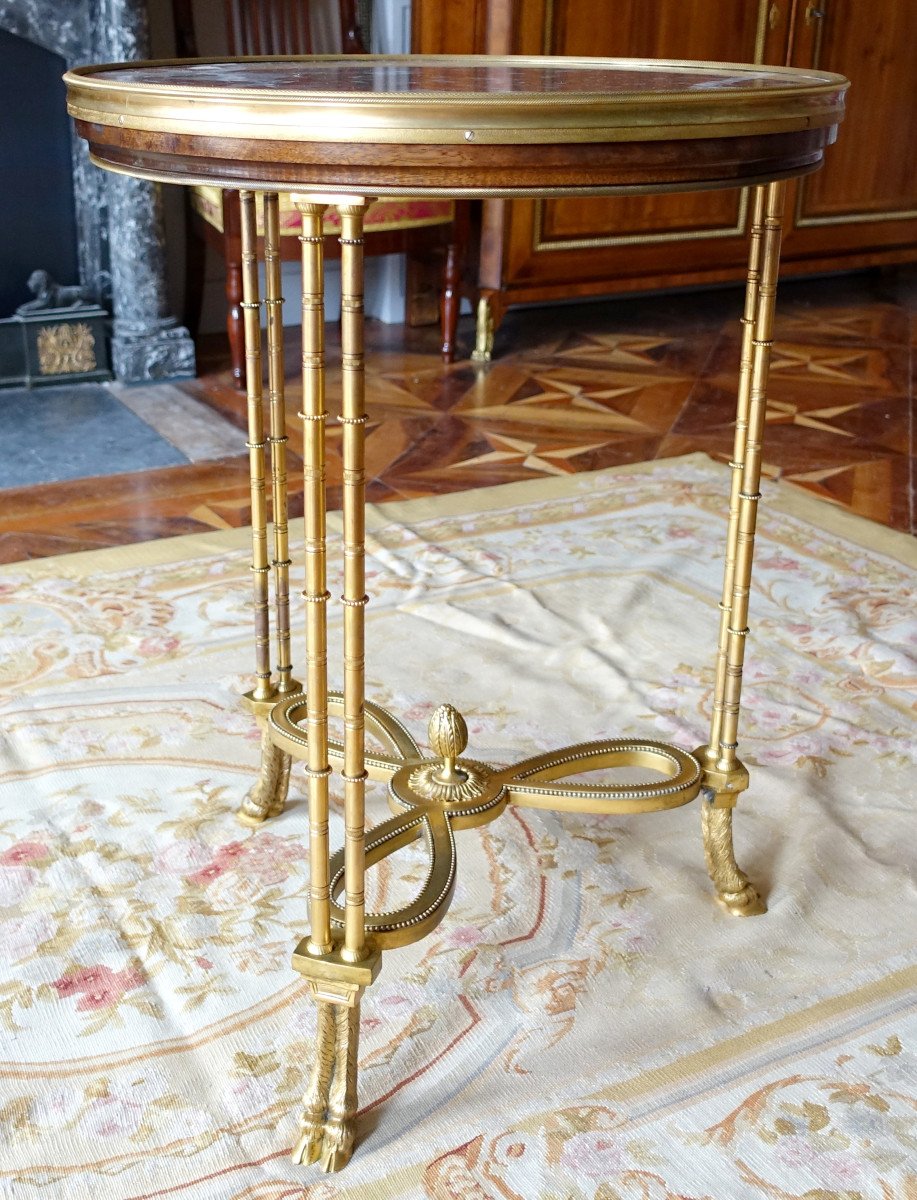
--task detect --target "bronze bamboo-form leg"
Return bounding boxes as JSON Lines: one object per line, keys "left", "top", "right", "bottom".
{"left": 290, "top": 198, "right": 379, "bottom": 1175}
{"left": 237, "top": 190, "right": 294, "bottom": 826}
{"left": 265, "top": 192, "right": 297, "bottom": 705}
{"left": 290, "top": 195, "right": 336, "bottom": 1169}
{"left": 696, "top": 181, "right": 787, "bottom": 915}
{"left": 239, "top": 190, "right": 271, "bottom": 704}
{"left": 338, "top": 200, "right": 371, "bottom": 968}
{"left": 294, "top": 198, "right": 334, "bottom": 958}
{"left": 223, "top": 192, "right": 246, "bottom": 390}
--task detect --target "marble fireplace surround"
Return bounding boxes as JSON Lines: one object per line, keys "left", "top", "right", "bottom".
{"left": 0, "top": 0, "right": 195, "bottom": 381}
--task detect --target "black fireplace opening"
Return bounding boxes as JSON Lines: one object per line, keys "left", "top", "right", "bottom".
{"left": 0, "top": 27, "right": 79, "bottom": 317}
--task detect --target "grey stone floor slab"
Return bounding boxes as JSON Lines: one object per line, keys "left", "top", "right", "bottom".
{"left": 0, "top": 383, "right": 188, "bottom": 489}
{"left": 108, "top": 381, "right": 246, "bottom": 461}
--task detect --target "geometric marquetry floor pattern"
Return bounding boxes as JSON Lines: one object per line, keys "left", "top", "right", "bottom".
{"left": 0, "top": 268, "right": 913, "bottom": 562}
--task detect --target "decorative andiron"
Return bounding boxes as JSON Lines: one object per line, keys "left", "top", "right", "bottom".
{"left": 0, "top": 269, "right": 109, "bottom": 389}
{"left": 15, "top": 270, "right": 96, "bottom": 315}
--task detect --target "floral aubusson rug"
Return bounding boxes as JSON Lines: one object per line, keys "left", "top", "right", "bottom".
{"left": 1, "top": 455, "right": 915, "bottom": 1200}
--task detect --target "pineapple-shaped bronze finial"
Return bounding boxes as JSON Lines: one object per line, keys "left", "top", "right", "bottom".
{"left": 428, "top": 704, "right": 469, "bottom": 786}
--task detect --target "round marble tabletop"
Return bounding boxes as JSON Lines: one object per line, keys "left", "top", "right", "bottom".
{"left": 65, "top": 55, "right": 848, "bottom": 197}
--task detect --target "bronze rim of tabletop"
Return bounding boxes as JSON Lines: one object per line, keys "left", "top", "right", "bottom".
{"left": 65, "top": 55, "right": 849, "bottom": 197}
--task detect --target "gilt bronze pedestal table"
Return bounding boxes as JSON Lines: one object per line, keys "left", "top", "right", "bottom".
{"left": 65, "top": 55, "right": 848, "bottom": 1173}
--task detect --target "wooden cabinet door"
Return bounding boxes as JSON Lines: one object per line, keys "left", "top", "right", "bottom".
{"left": 782, "top": 0, "right": 917, "bottom": 265}
{"left": 493, "top": 0, "right": 789, "bottom": 299}
{"left": 411, "top": 0, "right": 489, "bottom": 56}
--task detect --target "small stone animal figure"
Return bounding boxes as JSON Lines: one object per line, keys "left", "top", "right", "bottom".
{"left": 16, "top": 270, "right": 94, "bottom": 314}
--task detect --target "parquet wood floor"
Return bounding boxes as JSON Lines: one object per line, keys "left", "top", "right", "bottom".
{"left": 1, "top": 269, "right": 913, "bottom": 563}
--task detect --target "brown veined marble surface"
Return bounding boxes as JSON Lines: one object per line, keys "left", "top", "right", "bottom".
{"left": 94, "top": 58, "right": 837, "bottom": 97}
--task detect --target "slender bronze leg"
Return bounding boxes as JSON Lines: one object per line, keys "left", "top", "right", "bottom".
{"left": 235, "top": 191, "right": 291, "bottom": 826}
{"left": 238, "top": 192, "right": 296, "bottom": 826}
{"left": 696, "top": 181, "right": 787, "bottom": 915}
{"left": 289, "top": 197, "right": 379, "bottom": 1175}
{"left": 709, "top": 187, "right": 767, "bottom": 767}
{"left": 223, "top": 192, "right": 245, "bottom": 391}
{"left": 338, "top": 200, "right": 372, "bottom": 967}
{"left": 293, "top": 197, "right": 334, "bottom": 956}
{"left": 239, "top": 190, "right": 272, "bottom": 704}
{"left": 265, "top": 192, "right": 296, "bottom": 704}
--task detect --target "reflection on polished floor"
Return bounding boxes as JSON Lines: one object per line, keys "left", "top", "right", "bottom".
{"left": 0, "top": 268, "right": 913, "bottom": 563}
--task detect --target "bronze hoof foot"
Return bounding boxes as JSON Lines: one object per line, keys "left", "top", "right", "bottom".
{"left": 293, "top": 1000, "right": 361, "bottom": 1173}
{"left": 701, "top": 799, "right": 766, "bottom": 917}
{"left": 237, "top": 730, "right": 291, "bottom": 827}
{"left": 290, "top": 1114, "right": 324, "bottom": 1166}
{"left": 716, "top": 880, "right": 767, "bottom": 917}
{"left": 318, "top": 1116, "right": 355, "bottom": 1173}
